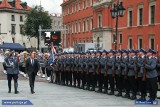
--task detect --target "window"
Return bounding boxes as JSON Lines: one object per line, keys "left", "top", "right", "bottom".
{"left": 128, "top": 37, "right": 132, "bottom": 49}
{"left": 78, "top": 21, "right": 81, "bottom": 33}
{"left": 11, "top": 15, "right": 15, "bottom": 21}
{"left": 119, "top": 33, "right": 122, "bottom": 44}
{"left": 128, "top": 11, "right": 132, "bottom": 27}
{"left": 75, "top": 22, "right": 77, "bottom": 33}
{"left": 86, "top": 0, "right": 88, "bottom": 8}
{"left": 0, "top": 24, "right": 1, "bottom": 35}
{"left": 138, "top": 37, "right": 142, "bottom": 49}
{"left": 20, "top": 25, "right": 24, "bottom": 34}
{"left": 98, "top": 13, "right": 102, "bottom": 28}
{"left": 150, "top": 37, "right": 154, "bottom": 50}
{"left": 139, "top": 8, "right": 143, "bottom": 25}
{"left": 83, "top": 21, "right": 85, "bottom": 32}
{"left": 11, "top": 24, "right": 16, "bottom": 34}
{"left": 150, "top": 5, "right": 155, "bottom": 24}
{"left": 86, "top": 19, "right": 89, "bottom": 32}
{"left": 20, "top": 16, "right": 23, "bottom": 22}
{"left": 72, "top": 23, "right": 74, "bottom": 33}
{"left": 90, "top": 18, "right": 93, "bottom": 30}
{"left": 78, "top": 2, "right": 80, "bottom": 11}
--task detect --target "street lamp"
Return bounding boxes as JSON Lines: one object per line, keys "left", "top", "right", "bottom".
{"left": 110, "top": 2, "right": 125, "bottom": 50}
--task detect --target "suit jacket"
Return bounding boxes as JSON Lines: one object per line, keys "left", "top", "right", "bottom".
{"left": 26, "top": 58, "right": 40, "bottom": 75}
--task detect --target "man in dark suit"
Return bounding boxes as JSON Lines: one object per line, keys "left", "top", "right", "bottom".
{"left": 26, "top": 52, "right": 40, "bottom": 94}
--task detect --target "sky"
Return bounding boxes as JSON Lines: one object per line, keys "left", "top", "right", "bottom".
{"left": 22, "top": 0, "right": 63, "bottom": 14}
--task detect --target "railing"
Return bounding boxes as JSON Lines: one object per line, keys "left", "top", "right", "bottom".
{"left": 93, "top": 0, "right": 112, "bottom": 7}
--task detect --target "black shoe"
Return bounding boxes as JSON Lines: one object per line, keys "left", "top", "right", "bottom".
{"left": 77, "top": 85, "right": 80, "bottom": 89}
{"left": 115, "top": 92, "right": 122, "bottom": 97}
{"left": 15, "top": 91, "right": 19, "bottom": 94}
{"left": 85, "top": 87, "right": 90, "bottom": 90}
{"left": 122, "top": 94, "right": 130, "bottom": 98}
{"left": 96, "top": 89, "right": 102, "bottom": 93}
{"left": 130, "top": 95, "right": 137, "bottom": 100}
{"left": 137, "top": 97, "right": 146, "bottom": 101}
{"left": 103, "top": 89, "right": 108, "bottom": 94}
{"left": 8, "top": 90, "right": 11, "bottom": 93}
{"left": 90, "top": 87, "right": 95, "bottom": 91}
{"left": 73, "top": 85, "right": 76, "bottom": 87}
{"left": 108, "top": 91, "right": 114, "bottom": 95}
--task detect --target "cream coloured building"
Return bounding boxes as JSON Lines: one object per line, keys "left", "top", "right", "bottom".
{"left": 0, "top": 0, "right": 46, "bottom": 49}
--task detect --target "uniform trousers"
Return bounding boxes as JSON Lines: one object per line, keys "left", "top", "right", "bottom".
{"left": 115, "top": 74, "right": 123, "bottom": 93}
{"left": 81, "top": 72, "right": 86, "bottom": 87}
{"left": 108, "top": 74, "right": 115, "bottom": 93}
{"left": 126, "top": 76, "right": 137, "bottom": 96}
{"left": 7, "top": 74, "right": 18, "bottom": 91}
{"left": 137, "top": 77, "right": 146, "bottom": 97}
{"left": 64, "top": 70, "right": 68, "bottom": 85}
{"left": 67, "top": 70, "right": 72, "bottom": 85}
{"left": 147, "top": 77, "right": 157, "bottom": 100}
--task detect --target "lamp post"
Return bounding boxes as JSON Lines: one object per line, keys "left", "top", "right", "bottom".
{"left": 110, "top": 2, "right": 125, "bottom": 50}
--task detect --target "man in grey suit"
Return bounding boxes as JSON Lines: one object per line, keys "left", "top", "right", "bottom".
{"left": 145, "top": 49, "right": 157, "bottom": 100}
{"left": 26, "top": 52, "right": 40, "bottom": 94}
{"left": 4, "top": 51, "right": 19, "bottom": 94}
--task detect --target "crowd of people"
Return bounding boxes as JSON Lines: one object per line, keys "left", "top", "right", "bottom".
{"left": 1, "top": 48, "right": 160, "bottom": 100}
{"left": 52, "top": 48, "right": 160, "bottom": 101}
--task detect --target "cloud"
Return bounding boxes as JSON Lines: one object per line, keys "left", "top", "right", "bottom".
{"left": 22, "top": 0, "right": 63, "bottom": 14}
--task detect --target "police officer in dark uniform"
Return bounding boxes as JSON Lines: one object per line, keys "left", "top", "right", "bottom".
{"left": 127, "top": 49, "right": 137, "bottom": 100}
{"left": 53, "top": 54, "right": 60, "bottom": 84}
{"left": 107, "top": 49, "right": 115, "bottom": 95}
{"left": 59, "top": 53, "right": 65, "bottom": 85}
{"left": 84, "top": 52, "right": 91, "bottom": 90}
{"left": 98, "top": 50, "right": 108, "bottom": 93}
{"left": 136, "top": 48, "right": 147, "bottom": 100}
{"left": 95, "top": 51, "right": 101, "bottom": 92}
{"left": 121, "top": 50, "right": 129, "bottom": 98}
{"left": 4, "top": 51, "right": 19, "bottom": 94}
{"left": 73, "top": 52, "right": 79, "bottom": 87}
{"left": 157, "top": 51, "right": 160, "bottom": 99}
{"left": 81, "top": 52, "right": 87, "bottom": 89}
{"left": 115, "top": 50, "right": 123, "bottom": 96}
{"left": 145, "top": 49, "right": 157, "bottom": 101}
{"left": 77, "top": 52, "right": 83, "bottom": 88}
{"left": 88, "top": 52, "right": 96, "bottom": 91}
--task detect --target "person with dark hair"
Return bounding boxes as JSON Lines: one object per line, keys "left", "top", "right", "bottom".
{"left": 26, "top": 52, "right": 40, "bottom": 94}
{"left": 4, "top": 51, "right": 19, "bottom": 94}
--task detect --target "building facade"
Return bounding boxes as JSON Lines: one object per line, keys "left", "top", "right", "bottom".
{"left": 62, "top": 0, "right": 160, "bottom": 51}
{"left": 61, "top": 0, "right": 94, "bottom": 48}
{"left": 114, "top": 0, "right": 160, "bottom": 51}
{"left": 0, "top": 0, "right": 46, "bottom": 49}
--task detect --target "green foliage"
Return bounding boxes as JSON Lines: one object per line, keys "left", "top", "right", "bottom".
{"left": 24, "top": 5, "right": 52, "bottom": 38}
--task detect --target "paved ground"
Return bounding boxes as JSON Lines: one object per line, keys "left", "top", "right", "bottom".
{"left": 0, "top": 63, "right": 160, "bottom": 107}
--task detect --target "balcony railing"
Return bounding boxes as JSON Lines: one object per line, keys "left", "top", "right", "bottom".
{"left": 93, "top": 0, "right": 112, "bottom": 7}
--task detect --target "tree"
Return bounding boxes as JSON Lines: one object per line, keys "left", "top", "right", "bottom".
{"left": 24, "top": 5, "right": 52, "bottom": 50}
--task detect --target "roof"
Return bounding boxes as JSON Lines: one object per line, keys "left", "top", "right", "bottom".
{"left": 0, "top": 0, "right": 31, "bottom": 10}
{"left": 0, "top": 43, "right": 26, "bottom": 50}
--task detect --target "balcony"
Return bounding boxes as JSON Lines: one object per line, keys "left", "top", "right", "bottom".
{"left": 93, "top": 0, "right": 112, "bottom": 8}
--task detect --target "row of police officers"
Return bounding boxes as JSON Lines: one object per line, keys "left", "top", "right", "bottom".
{"left": 52, "top": 48, "right": 160, "bottom": 101}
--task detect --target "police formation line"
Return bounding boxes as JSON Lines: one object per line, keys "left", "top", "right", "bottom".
{"left": 2, "top": 49, "right": 160, "bottom": 100}
{"left": 52, "top": 49, "right": 160, "bottom": 101}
